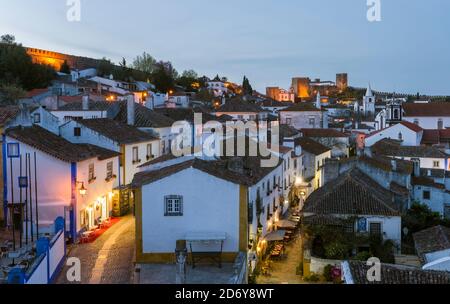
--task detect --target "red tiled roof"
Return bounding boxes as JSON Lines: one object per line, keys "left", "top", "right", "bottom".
{"left": 26, "top": 88, "right": 49, "bottom": 98}
{"left": 422, "top": 129, "right": 450, "bottom": 145}
{"left": 0, "top": 106, "right": 20, "bottom": 127}
{"left": 400, "top": 121, "right": 423, "bottom": 132}
{"left": 403, "top": 102, "right": 450, "bottom": 117}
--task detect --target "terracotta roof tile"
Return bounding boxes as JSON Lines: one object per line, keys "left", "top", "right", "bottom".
{"left": 403, "top": 102, "right": 450, "bottom": 117}
{"left": 304, "top": 168, "right": 399, "bottom": 217}
{"left": 345, "top": 261, "right": 450, "bottom": 284}
{"left": 295, "top": 137, "right": 331, "bottom": 155}
{"left": 413, "top": 226, "right": 450, "bottom": 261}
{"left": 6, "top": 125, "right": 120, "bottom": 162}
{"left": 76, "top": 118, "right": 159, "bottom": 144}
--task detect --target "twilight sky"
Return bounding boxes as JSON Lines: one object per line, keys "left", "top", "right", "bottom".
{"left": 1, "top": 0, "right": 449, "bottom": 95}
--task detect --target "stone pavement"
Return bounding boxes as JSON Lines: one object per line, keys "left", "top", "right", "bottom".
{"left": 257, "top": 231, "right": 305, "bottom": 284}
{"left": 138, "top": 263, "right": 236, "bottom": 284}
{"left": 56, "top": 215, "right": 135, "bottom": 284}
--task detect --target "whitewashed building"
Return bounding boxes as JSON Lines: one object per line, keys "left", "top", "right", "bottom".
{"left": 4, "top": 125, "right": 120, "bottom": 241}
{"left": 365, "top": 121, "right": 424, "bottom": 148}
{"left": 403, "top": 102, "right": 450, "bottom": 130}
{"left": 59, "top": 118, "right": 160, "bottom": 187}
{"left": 304, "top": 168, "right": 402, "bottom": 251}
{"left": 131, "top": 155, "right": 286, "bottom": 264}
{"left": 279, "top": 103, "right": 328, "bottom": 130}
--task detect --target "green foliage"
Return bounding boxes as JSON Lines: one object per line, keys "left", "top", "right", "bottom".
{"left": 97, "top": 57, "right": 114, "bottom": 77}
{"left": 324, "top": 241, "right": 349, "bottom": 260}
{"left": 323, "top": 264, "right": 334, "bottom": 282}
{"left": 177, "top": 69, "right": 199, "bottom": 91}
{"left": 132, "top": 52, "right": 157, "bottom": 75}
{"left": 304, "top": 273, "right": 321, "bottom": 283}
{"left": 60, "top": 60, "right": 71, "bottom": 74}
{"left": 352, "top": 251, "right": 372, "bottom": 262}
{"left": 1, "top": 34, "right": 15, "bottom": 44}
{"left": 0, "top": 83, "right": 26, "bottom": 105}
{"left": 403, "top": 202, "right": 446, "bottom": 234}
{"left": 242, "top": 76, "right": 253, "bottom": 95}
{"left": 0, "top": 36, "right": 56, "bottom": 91}
{"left": 151, "top": 61, "right": 178, "bottom": 93}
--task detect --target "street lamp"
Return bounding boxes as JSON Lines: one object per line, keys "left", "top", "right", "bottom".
{"left": 76, "top": 182, "right": 87, "bottom": 196}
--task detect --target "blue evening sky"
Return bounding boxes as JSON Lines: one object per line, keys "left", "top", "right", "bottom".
{"left": 1, "top": 0, "right": 449, "bottom": 95}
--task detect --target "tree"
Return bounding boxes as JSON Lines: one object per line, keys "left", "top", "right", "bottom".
{"left": 0, "top": 37, "right": 56, "bottom": 90}
{"left": 132, "top": 52, "right": 157, "bottom": 75}
{"left": 242, "top": 76, "right": 253, "bottom": 95}
{"left": 60, "top": 60, "right": 71, "bottom": 74}
{"left": 177, "top": 69, "right": 199, "bottom": 91}
{"left": 97, "top": 57, "right": 114, "bottom": 77}
{"left": 1, "top": 34, "right": 15, "bottom": 44}
{"left": 0, "top": 83, "right": 26, "bottom": 105}
{"left": 152, "top": 61, "right": 178, "bottom": 93}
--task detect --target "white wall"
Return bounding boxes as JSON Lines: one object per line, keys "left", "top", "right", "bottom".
{"left": 365, "top": 124, "right": 422, "bottom": 147}
{"left": 52, "top": 110, "right": 108, "bottom": 126}
{"left": 5, "top": 138, "right": 72, "bottom": 227}
{"left": 279, "top": 111, "right": 327, "bottom": 129}
{"left": 75, "top": 157, "right": 120, "bottom": 232}
{"left": 141, "top": 168, "right": 241, "bottom": 253}
{"left": 404, "top": 117, "right": 450, "bottom": 130}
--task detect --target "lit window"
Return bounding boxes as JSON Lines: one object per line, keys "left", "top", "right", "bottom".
{"left": 165, "top": 195, "right": 183, "bottom": 216}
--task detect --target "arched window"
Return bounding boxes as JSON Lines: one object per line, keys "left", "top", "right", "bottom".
{"left": 438, "top": 119, "right": 444, "bottom": 130}
{"left": 398, "top": 132, "right": 403, "bottom": 141}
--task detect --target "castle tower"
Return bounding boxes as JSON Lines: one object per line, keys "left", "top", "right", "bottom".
{"left": 363, "top": 84, "right": 376, "bottom": 116}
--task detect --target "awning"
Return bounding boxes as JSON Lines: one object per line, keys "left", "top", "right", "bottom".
{"left": 264, "top": 230, "right": 286, "bottom": 242}
{"left": 276, "top": 220, "right": 297, "bottom": 229}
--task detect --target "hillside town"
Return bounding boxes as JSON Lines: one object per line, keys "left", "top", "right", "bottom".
{"left": 1, "top": 34, "right": 450, "bottom": 286}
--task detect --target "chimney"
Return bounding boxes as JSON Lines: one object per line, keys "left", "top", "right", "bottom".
{"left": 413, "top": 160, "right": 420, "bottom": 177}
{"left": 82, "top": 95, "right": 89, "bottom": 110}
{"left": 391, "top": 159, "right": 397, "bottom": 171}
{"left": 127, "top": 94, "right": 135, "bottom": 126}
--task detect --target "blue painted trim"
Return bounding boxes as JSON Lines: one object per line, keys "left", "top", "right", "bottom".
{"left": 2, "top": 135, "right": 8, "bottom": 223}
{"left": 48, "top": 253, "right": 66, "bottom": 284}
{"left": 70, "top": 162, "right": 77, "bottom": 243}
{"left": 46, "top": 247, "right": 50, "bottom": 283}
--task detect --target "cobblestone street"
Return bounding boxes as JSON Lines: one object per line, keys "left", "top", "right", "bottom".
{"left": 56, "top": 215, "right": 135, "bottom": 284}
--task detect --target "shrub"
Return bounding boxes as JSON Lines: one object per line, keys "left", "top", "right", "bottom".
{"left": 323, "top": 264, "right": 334, "bottom": 282}
{"left": 304, "top": 273, "right": 321, "bottom": 283}
{"left": 352, "top": 251, "right": 373, "bottom": 262}
{"left": 324, "top": 241, "right": 348, "bottom": 260}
